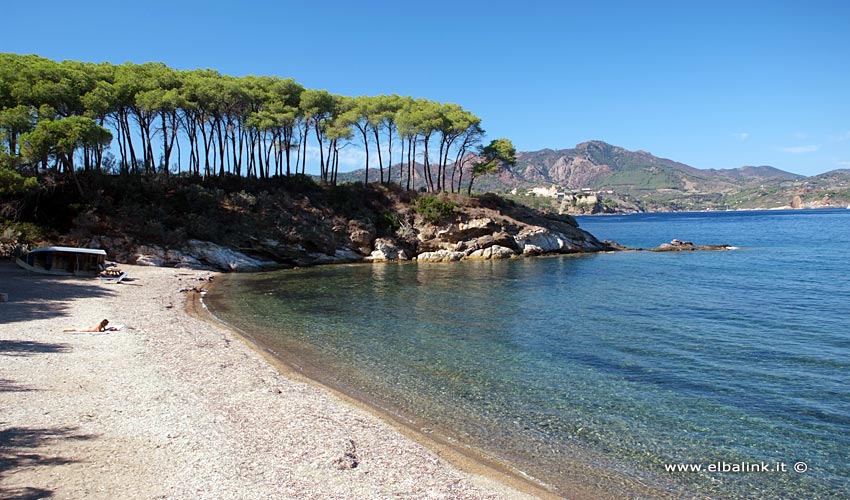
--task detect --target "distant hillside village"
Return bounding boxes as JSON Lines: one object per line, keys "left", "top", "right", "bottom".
{"left": 509, "top": 186, "right": 625, "bottom": 215}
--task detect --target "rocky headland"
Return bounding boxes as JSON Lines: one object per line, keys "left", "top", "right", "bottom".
{"left": 2, "top": 175, "right": 736, "bottom": 273}
{"left": 87, "top": 191, "right": 617, "bottom": 271}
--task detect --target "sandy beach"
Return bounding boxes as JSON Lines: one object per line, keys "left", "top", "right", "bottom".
{"left": 0, "top": 262, "right": 542, "bottom": 500}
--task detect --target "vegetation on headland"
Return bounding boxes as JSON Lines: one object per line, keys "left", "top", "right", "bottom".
{"left": 1, "top": 171, "right": 396, "bottom": 258}
{"left": 0, "top": 170, "right": 616, "bottom": 270}
{"left": 0, "top": 53, "right": 512, "bottom": 195}
{"left": 1, "top": 53, "right": 537, "bottom": 264}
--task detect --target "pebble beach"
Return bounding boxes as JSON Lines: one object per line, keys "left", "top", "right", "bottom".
{"left": 0, "top": 262, "right": 540, "bottom": 500}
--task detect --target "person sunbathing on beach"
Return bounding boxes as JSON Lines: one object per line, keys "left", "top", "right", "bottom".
{"left": 64, "top": 319, "right": 109, "bottom": 333}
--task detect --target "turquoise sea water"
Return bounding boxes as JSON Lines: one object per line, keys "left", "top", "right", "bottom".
{"left": 206, "top": 209, "right": 850, "bottom": 499}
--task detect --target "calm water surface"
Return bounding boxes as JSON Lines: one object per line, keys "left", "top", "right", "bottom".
{"left": 207, "top": 209, "right": 850, "bottom": 499}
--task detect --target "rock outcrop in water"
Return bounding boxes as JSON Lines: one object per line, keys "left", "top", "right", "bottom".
{"left": 650, "top": 239, "right": 734, "bottom": 252}
{"left": 600, "top": 239, "right": 735, "bottom": 253}
{"left": 386, "top": 194, "right": 615, "bottom": 263}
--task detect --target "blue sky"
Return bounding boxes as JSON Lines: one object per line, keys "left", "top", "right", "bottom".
{"left": 3, "top": 0, "right": 849, "bottom": 176}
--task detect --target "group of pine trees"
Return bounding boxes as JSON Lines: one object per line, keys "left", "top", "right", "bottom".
{"left": 0, "top": 53, "right": 513, "bottom": 195}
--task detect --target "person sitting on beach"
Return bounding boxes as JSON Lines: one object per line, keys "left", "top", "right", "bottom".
{"left": 63, "top": 319, "right": 109, "bottom": 332}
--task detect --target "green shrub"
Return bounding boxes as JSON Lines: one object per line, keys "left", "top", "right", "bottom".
{"left": 0, "top": 166, "right": 38, "bottom": 198}
{"left": 1, "top": 221, "right": 50, "bottom": 245}
{"left": 413, "top": 195, "right": 458, "bottom": 223}
{"left": 378, "top": 211, "right": 402, "bottom": 234}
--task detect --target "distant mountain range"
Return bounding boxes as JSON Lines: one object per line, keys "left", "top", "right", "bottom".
{"left": 338, "top": 140, "right": 850, "bottom": 212}
{"left": 486, "top": 141, "right": 849, "bottom": 212}
{"left": 480, "top": 140, "right": 803, "bottom": 191}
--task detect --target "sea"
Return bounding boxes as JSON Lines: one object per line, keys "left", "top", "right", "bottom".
{"left": 205, "top": 208, "right": 850, "bottom": 499}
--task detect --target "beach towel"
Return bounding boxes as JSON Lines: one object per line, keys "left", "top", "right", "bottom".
{"left": 64, "top": 324, "right": 124, "bottom": 334}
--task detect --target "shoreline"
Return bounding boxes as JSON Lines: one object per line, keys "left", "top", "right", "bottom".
{"left": 200, "top": 263, "right": 696, "bottom": 500}
{"left": 573, "top": 204, "right": 848, "bottom": 216}
{"left": 0, "top": 262, "right": 540, "bottom": 499}
{"left": 191, "top": 286, "right": 567, "bottom": 500}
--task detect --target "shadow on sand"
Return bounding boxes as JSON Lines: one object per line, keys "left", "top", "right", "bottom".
{"left": 0, "top": 341, "right": 71, "bottom": 357}
{"left": 0, "top": 263, "right": 116, "bottom": 325}
{"left": 0, "top": 378, "right": 35, "bottom": 393}
{"left": 0, "top": 487, "right": 55, "bottom": 500}
{"left": 0, "top": 265, "right": 105, "bottom": 498}
{"left": 0, "top": 426, "right": 95, "bottom": 499}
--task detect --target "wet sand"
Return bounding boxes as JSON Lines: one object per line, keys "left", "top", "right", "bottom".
{"left": 0, "top": 262, "right": 541, "bottom": 499}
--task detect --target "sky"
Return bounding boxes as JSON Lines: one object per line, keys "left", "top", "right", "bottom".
{"left": 3, "top": 0, "right": 850, "bottom": 176}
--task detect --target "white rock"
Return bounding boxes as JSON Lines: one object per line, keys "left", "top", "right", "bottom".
{"left": 365, "top": 238, "right": 404, "bottom": 262}
{"left": 415, "top": 250, "right": 465, "bottom": 262}
{"left": 490, "top": 245, "right": 517, "bottom": 259}
{"left": 516, "top": 228, "right": 572, "bottom": 254}
{"left": 135, "top": 244, "right": 167, "bottom": 267}
{"left": 184, "top": 239, "right": 276, "bottom": 271}
{"left": 467, "top": 248, "right": 485, "bottom": 259}
{"left": 165, "top": 249, "right": 211, "bottom": 269}
{"left": 310, "top": 247, "right": 364, "bottom": 264}
{"left": 465, "top": 245, "right": 516, "bottom": 260}
{"left": 435, "top": 218, "right": 496, "bottom": 242}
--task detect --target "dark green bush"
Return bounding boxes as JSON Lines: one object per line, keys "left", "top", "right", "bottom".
{"left": 0, "top": 166, "right": 38, "bottom": 198}
{"left": 413, "top": 195, "right": 458, "bottom": 223}
{"left": 1, "top": 221, "right": 50, "bottom": 244}
{"left": 378, "top": 211, "right": 402, "bottom": 234}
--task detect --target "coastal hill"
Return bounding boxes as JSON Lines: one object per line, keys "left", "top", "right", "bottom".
{"left": 478, "top": 141, "right": 849, "bottom": 212}
{"left": 483, "top": 140, "right": 800, "bottom": 192}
